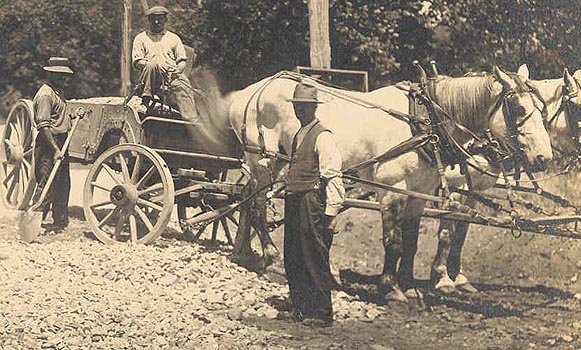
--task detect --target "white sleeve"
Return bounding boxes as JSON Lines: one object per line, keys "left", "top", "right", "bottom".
{"left": 315, "top": 131, "right": 345, "bottom": 216}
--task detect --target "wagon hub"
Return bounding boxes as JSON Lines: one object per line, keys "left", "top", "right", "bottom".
{"left": 8, "top": 144, "right": 24, "bottom": 164}
{"left": 110, "top": 184, "right": 138, "bottom": 208}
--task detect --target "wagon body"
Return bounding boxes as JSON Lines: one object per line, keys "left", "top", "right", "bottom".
{"left": 64, "top": 96, "right": 241, "bottom": 171}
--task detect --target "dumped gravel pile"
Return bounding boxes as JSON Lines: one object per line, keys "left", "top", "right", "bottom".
{"left": 0, "top": 224, "right": 392, "bottom": 350}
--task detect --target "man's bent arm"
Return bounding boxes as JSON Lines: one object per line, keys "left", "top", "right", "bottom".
{"left": 316, "top": 131, "right": 345, "bottom": 216}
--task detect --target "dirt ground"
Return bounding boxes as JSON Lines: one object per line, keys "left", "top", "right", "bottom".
{"left": 1, "top": 146, "right": 581, "bottom": 349}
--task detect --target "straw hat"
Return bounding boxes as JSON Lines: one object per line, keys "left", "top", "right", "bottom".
{"left": 43, "top": 57, "right": 74, "bottom": 74}
{"left": 287, "top": 83, "right": 323, "bottom": 104}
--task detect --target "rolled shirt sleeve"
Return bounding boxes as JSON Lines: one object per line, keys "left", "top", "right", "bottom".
{"left": 34, "top": 94, "right": 55, "bottom": 130}
{"left": 132, "top": 33, "right": 147, "bottom": 69}
{"left": 174, "top": 36, "right": 188, "bottom": 65}
{"left": 315, "top": 131, "right": 345, "bottom": 216}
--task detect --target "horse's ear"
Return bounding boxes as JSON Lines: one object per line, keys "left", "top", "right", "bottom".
{"left": 563, "top": 68, "right": 577, "bottom": 92}
{"left": 517, "top": 64, "right": 530, "bottom": 80}
{"left": 573, "top": 69, "right": 581, "bottom": 82}
{"left": 493, "top": 66, "right": 517, "bottom": 90}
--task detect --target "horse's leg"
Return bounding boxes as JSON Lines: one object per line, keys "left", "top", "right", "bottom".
{"left": 249, "top": 154, "right": 280, "bottom": 264}
{"left": 233, "top": 193, "right": 254, "bottom": 261}
{"left": 447, "top": 213, "right": 478, "bottom": 293}
{"left": 233, "top": 153, "right": 279, "bottom": 265}
{"left": 397, "top": 197, "right": 427, "bottom": 299}
{"left": 431, "top": 219, "right": 457, "bottom": 294}
{"left": 379, "top": 191, "right": 407, "bottom": 302}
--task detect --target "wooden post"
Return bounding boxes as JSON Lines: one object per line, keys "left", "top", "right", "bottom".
{"left": 307, "top": 0, "right": 331, "bottom": 68}
{"left": 121, "top": 0, "right": 132, "bottom": 96}
{"left": 139, "top": 0, "right": 149, "bottom": 12}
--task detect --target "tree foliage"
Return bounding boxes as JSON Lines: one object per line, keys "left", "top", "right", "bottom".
{"left": 0, "top": 0, "right": 579, "bottom": 110}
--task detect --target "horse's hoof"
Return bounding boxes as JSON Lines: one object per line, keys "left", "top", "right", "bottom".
{"left": 454, "top": 273, "right": 478, "bottom": 294}
{"left": 456, "top": 281, "right": 478, "bottom": 294}
{"left": 403, "top": 288, "right": 424, "bottom": 300}
{"left": 434, "top": 275, "right": 457, "bottom": 294}
{"left": 386, "top": 288, "right": 408, "bottom": 303}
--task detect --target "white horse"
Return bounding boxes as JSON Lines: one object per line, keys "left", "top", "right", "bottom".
{"left": 225, "top": 67, "right": 553, "bottom": 301}
{"left": 432, "top": 66, "right": 581, "bottom": 294}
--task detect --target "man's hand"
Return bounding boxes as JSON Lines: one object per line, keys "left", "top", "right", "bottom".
{"left": 325, "top": 215, "right": 339, "bottom": 234}
{"left": 73, "top": 107, "right": 87, "bottom": 119}
{"left": 160, "top": 61, "right": 176, "bottom": 74}
{"left": 53, "top": 149, "right": 64, "bottom": 162}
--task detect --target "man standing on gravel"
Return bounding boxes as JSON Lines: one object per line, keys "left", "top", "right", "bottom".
{"left": 284, "top": 83, "right": 345, "bottom": 327}
{"left": 132, "top": 5, "right": 199, "bottom": 122}
{"left": 32, "top": 57, "right": 74, "bottom": 232}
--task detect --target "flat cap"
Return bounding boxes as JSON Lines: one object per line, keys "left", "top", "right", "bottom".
{"left": 146, "top": 5, "right": 169, "bottom": 16}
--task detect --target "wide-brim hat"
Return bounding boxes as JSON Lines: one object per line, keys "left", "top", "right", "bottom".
{"left": 146, "top": 5, "right": 169, "bottom": 16}
{"left": 43, "top": 57, "right": 74, "bottom": 74}
{"left": 287, "top": 83, "right": 323, "bottom": 103}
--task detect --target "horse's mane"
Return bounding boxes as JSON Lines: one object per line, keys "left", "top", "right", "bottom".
{"left": 431, "top": 75, "right": 499, "bottom": 132}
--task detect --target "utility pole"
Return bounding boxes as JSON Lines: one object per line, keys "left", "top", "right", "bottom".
{"left": 307, "top": 0, "right": 331, "bottom": 68}
{"left": 121, "top": 0, "right": 132, "bottom": 96}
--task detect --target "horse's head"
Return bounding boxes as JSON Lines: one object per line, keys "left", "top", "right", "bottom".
{"left": 560, "top": 68, "right": 581, "bottom": 148}
{"left": 489, "top": 66, "right": 552, "bottom": 171}
{"left": 523, "top": 65, "right": 581, "bottom": 159}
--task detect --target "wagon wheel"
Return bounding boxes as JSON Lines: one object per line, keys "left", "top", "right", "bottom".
{"left": 0, "top": 100, "right": 36, "bottom": 209}
{"left": 83, "top": 144, "right": 174, "bottom": 244}
{"left": 177, "top": 170, "right": 248, "bottom": 244}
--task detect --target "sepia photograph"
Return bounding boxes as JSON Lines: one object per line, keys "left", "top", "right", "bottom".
{"left": 0, "top": 0, "right": 580, "bottom": 349}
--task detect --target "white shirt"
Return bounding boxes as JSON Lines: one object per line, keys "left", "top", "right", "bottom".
{"left": 294, "top": 119, "right": 345, "bottom": 216}
{"left": 132, "top": 30, "right": 188, "bottom": 69}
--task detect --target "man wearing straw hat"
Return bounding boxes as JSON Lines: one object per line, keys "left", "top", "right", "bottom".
{"left": 284, "top": 83, "right": 345, "bottom": 327}
{"left": 132, "top": 5, "right": 199, "bottom": 122}
{"left": 31, "top": 57, "right": 74, "bottom": 232}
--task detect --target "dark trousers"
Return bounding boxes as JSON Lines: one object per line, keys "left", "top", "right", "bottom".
{"left": 33, "top": 133, "right": 70, "bottom": 227}
{"left": 284, "top": 190, "right": 336, "bottom": 320}
{"left": 139, "top": 61, "right": 200, "bottom": 123}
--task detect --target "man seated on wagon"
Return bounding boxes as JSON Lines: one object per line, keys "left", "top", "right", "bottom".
{"left": 132, "top": 5, "right": 200, "bottom": 122}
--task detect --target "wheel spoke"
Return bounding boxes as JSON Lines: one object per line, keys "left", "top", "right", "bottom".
{"left": 90, "top": 199, "right": 114, "bottom": 209}
{"left": 8, "top": 167, "right": 19, "bottom": 203}
{"left": 23, "top": 148, "right": 33, "bottom": 158}
{"left": 134, "top": 206, "right": 154, "bottom": 231}
{"left": 114, "top": 211, "right": 126, "bottom": 240}
{"left": 3, "top": 164, "right": 18, "bottom": 186}
{"left": 98, "top": 207, "right": 121, "bottom": 228}
{"left": 131, "top": 154, "right": 142, "bottom": 184}
{"left": 136, "top": 198, "right": 163, "bottom": 212}
{"left": 138, "top": 183, "right": 164, "bottom": 196}
{"left": 226, "top": 213, "right": 239, "bottom": 226}
{"left": 129, "top": 214, "right": 138, "bottom": 243}
{"left": 16, "top": 113, "right": 25, "bottom": 145}
{"left": 21, "top": 158, "right": 31, "bottom": 173}
{"left": 135, "top": 165, "right": 155, "bottom": 190}
{"left": 91, "top": 181, "right": 112, "bottom": 193}
{"left": 9, "top": 123, "right": 20, "bottom": 145}
{"left": 211, "top": 222, "right": 219, "bottom": 241}
{"left": 19, "top": 166, "right": 27, "bottom": 199}
{"left": 221, "top": 217, "right": 233, "bottom": 244}
{"left": 117, "top": 153, "right": 130, "bottom": 182}
{"left": 101, "top": 163, "right": 122, "bottom": 185}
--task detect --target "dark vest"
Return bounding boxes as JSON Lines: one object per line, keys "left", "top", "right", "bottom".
{"left": 286, "top": 120, "right": 330, "bottom": 193}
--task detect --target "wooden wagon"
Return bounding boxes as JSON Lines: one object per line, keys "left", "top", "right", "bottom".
{"left": 1, "top": 96, "right": 247, "bottom": 244}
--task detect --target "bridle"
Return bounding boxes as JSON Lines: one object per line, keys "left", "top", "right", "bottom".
{"left": 473, "top": 85, "right": 546, "bottom": 168}
{"left": 545, "top": 84, "right": 581, "bottom": 153}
